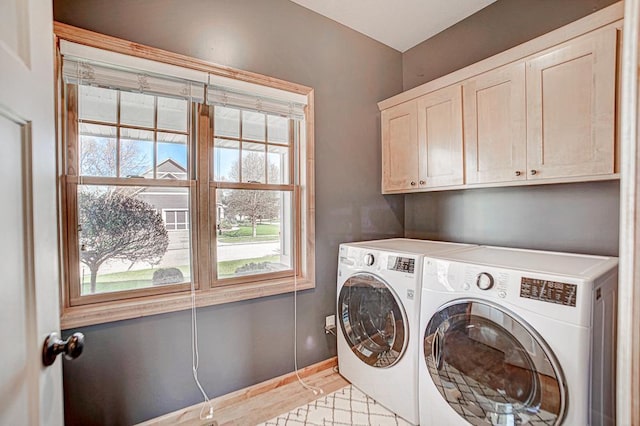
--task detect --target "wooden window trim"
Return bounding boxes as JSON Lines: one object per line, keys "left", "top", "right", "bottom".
{"left": 55, "top": 23, "right": 315, "bottom": 329}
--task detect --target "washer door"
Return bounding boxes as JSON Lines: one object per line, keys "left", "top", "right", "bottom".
{"left": 339, "top": 273, "right": 408, "bottom": 368}
{"left": 424, "top": 300, "right": 566, "bottom": 425}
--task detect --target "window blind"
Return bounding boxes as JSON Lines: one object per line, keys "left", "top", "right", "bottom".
{"left": 62, "top": 58, "right": 206, "bottom": 102}
{"left": 207, "top": 74, "right": 306, "bottom": 120}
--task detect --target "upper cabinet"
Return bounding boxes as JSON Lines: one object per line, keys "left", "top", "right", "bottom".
{"left": 381, "top": 85, "right": 463, "bottom": 192}
{"left": 463, "top": 62, "right": 527, "bottom": 184}
{"left": 526, "top": 28, "right": 617, "bottom": 180}
{"left": 378, "top": 4, "right": 622, "bottom": 194}
{"left": 416, "top": 84, "right": 464, "bottom": 189}
{"left": 381, "top": 101, "right": 418, "bottom": 192}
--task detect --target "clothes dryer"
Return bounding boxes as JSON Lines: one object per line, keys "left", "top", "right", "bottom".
{"left": 337, "top": 238, "right": 475, "bottom": 425}
{"left": 419, "top": 246, "right": 618, "bottom": 426}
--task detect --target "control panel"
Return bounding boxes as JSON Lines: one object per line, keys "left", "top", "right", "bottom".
{"left": 387, "top": 256, "right": 415, "bottom": 274}
{"left": 520, "top": 277, "right": 577, "bottom": 307}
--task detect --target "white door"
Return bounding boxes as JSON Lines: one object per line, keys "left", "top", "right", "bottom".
{"left": 0, "top": 0, "right": 64, "bottom": 425}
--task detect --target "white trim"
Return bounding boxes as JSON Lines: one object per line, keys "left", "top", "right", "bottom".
{"left": 617, "top": 0, "right": 640, "bottom": 424}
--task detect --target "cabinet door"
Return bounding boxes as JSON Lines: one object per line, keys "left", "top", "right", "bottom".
{"left": 381, "top": 101, "right": 419, "bottom": 192}
{"left": 416, "top": 85, "right": 464, "bottom": 188}
{"left": 464, "top": 62, "right": 527, "bottom": 184}
{"left": 526, "top": 28, "right": 616, "bottom": 180}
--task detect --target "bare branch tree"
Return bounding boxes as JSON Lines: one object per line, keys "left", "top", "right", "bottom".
{"left": 224, "top": 152, "right": 280, "bottom": 237}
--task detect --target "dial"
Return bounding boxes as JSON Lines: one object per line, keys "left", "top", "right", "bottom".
{"left": 476, "top": 272, "right": 494, "bottom": 290}
{"left": 363, "top": 253, "right": 375, "bottom": 266}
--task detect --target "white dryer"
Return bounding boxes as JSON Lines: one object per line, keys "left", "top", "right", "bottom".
{"left": 337, "top": 238, "right": 475, "bottom": 425}
{"left": 418, "top": 246, "right": 618, "bottom": 426}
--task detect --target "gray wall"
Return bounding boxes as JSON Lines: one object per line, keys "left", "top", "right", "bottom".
{"left": 403, "top": 0, "right": 620, "bottom": 257}
{"left": 403, "top": 0, "right": 619, "bottom": 90}
{"left": 53, "top": 0, "right": 404, "bottom": 424}
{"left": 406, "top": 181, "right": 620, "bottom": 256}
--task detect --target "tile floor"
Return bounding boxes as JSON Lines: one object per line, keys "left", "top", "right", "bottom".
{"left": 257, "top": 385, "right": 412, "bottom": 426}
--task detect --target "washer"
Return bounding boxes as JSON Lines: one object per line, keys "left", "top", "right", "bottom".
{"left": 337, "top": 238, "right": 475, "bottom": 425}
{"left": 419, "top": 246, "right": 618, "bottom": 426}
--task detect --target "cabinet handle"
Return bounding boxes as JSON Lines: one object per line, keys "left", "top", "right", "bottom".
{"left": 515, "top": 171, "right": 522, "bottom": 176}
{"left": 410, "top": 181, "right": 416, "bottom": 186}
{"left": 419, "top": 180, "right": 426, "bottom": 185}
{"left": 530, "top": 169, "right": 538, "bottom": 176}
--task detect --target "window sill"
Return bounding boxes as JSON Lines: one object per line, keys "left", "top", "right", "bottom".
{"left": 60, "top": 277, "right": 315, "bottom": 329}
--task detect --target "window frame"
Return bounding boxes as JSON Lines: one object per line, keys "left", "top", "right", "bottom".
{"left": 210, "top": 105, "right": 297, "bottom": 285}
{"left": 55, "top": 23, "right": 315, "bottom": 328}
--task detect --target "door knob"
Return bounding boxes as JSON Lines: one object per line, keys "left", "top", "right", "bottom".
{"left": 42, "top": 332, "right": 85, "bottom": 366}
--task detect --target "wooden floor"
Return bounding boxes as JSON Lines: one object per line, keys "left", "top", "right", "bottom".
{"left": 138, "top": 358, "right": 349, "bottom": 426}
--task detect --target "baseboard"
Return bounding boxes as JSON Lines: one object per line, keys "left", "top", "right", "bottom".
{"left": 138, "top": 357, "right": 338, "bottom": 425}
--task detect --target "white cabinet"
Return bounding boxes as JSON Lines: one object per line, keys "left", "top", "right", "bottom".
{"left": 463, "top": 62, "right": 527, "bottom": 184}
{"left": 526, "top": 28, "right": 617, "bottom": 180}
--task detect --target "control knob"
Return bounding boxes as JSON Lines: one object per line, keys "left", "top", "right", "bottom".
{"left": 364, "top": 253, "right": 375, "bottom": 266}
{"left": 476, "top": 272, "right": 494, "bottom": 290}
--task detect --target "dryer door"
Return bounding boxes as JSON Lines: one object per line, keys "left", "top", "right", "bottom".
{"left": 424, "top": 299, "right": 566, "bottom": 425}
{"left": 339, "top": 273, "right": 408, "bottom": 368}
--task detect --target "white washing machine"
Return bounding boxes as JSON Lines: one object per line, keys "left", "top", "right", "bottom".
{"left": 418, "top": 246, "right": 618, "bottom": 426}
{"left": 337, "top": 238, "right": 475, "bottom": 425}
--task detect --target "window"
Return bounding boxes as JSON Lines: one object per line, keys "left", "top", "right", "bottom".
{"left": 164, "top": 209, "right": 189, "bottom": 230}
{"left": 63, "top": 77, "right": 197, "bottom": 302}
{"left": 211, "top": 106, "right": 296, "bottom": 281}
{"left": 56, "top": 27, "right": 314, "bottom": 328}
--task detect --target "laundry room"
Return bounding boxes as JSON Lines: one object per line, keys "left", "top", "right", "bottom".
{"left": 3, "top": 0, "right": 637, "bottom": 425}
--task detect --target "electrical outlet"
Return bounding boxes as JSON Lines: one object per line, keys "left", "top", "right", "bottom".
{"left": 325, "top": 314, "right": 336, "bottom": 328}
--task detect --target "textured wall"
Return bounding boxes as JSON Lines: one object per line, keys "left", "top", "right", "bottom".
{"left": 53, "top": 0, "right": 404, "bottom": 424}
{"left": 402, "top": 1, "right": 620, "bottom": 257}
{"left": 403, "top": 0, "right": 619, "bottom": 90}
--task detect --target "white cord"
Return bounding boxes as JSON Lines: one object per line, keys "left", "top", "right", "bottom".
{"left": 191, "top": 280, "right": 215, "bottom": 420}
{"left": 293, "top": 269, "right": 324, "bottom": 396}
{"left": 291, "top": 123, "right": 323, "bottom": 396}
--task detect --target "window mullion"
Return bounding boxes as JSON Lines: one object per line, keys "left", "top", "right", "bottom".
{"left": 196, "top": 103, "right": 213, "bottom": 290}
{"left": 116, "top": 90, "right": 121, "bottom": 178}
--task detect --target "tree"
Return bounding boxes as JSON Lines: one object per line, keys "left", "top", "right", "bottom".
{"left": 78, "top": 189, "right": 169, "bottom": 292}
{"left": 224, "top": 152, "right": 281, "bottom": 237}
{"left": 80, "top": 135, "right": 150, "bottom": 177}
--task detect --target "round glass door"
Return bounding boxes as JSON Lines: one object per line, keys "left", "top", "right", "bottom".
{"left": 339, "top": 273, "right": 408, "bottom": 368}
{"left": 424, "top": 300, "right": 566, "bottom": 425}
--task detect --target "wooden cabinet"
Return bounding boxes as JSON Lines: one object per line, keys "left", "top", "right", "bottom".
{"left": 381, "top": 101, "right": 418, "bottom": 192}
{"left": 379, "top": 13, "right": 620, "bottom": 194}
{"left": 381, "top": 85, "right": 463, "bottom": 193}
{"left": 526, "top": 28, "right": 617, "bottom": 180}
{"left": 463, "top": 62, "right": 527, "bottom": 184}
{"left": 416, "top": 85, "right": 464, "bottom": 188}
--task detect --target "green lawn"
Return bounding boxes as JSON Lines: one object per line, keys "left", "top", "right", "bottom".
{"left": 218, "top": 223, "right": 280, "bottom": 243}
{"left": 82, "top": 255, "right": 282, "bottom": 294}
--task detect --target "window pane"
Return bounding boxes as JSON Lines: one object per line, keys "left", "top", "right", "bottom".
{"left": 78, "top": 185, "right": 192, "bottom": 295}
{"left": 214, "top": 106, "right": 240, "bottom": 138}
{"left": 267, "top": 145, "right": 289, "bottom": 184}
{"left": 79, "top": 123, "right": 117, "bottom": 177}
{"left": 157, "top": 97, "right": 188, "bottom": 132}
{"left": 215, "top": 189, "right": 292, "bottom": 280}
{"left": 242, "top": 111, "right": 265, "bottom": 141}
{"left": 78, "top": 85, "right": 117, "bottom": 124}
{"left": 242, "top": 142, "right": 266, "bottom": 183}
{"left": 157, "top": 132, "right": 188, "bottom": 180}
{"left": 267, "top": 115, "right": 289, "bottom": 144}
{"left": 120, "top": 91, "right": 155, "bottom": 128}
{"left": 214, "top": 138, "right": 240, "bottom": 182}
{"left": 120, "top": 128, "right": 153, "bottom": 178}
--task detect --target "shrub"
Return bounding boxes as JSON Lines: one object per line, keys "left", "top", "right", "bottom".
{"left": 152, "top": 268, "right": 184, "bottom": 285}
